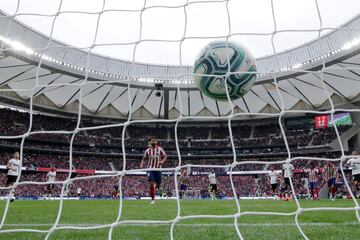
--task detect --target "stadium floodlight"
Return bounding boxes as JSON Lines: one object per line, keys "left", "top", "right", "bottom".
{"left": 341, "top": 38, "right": 360, "bottom": 51}
{"left": 291, "top": 63, "right": 302, "bottom": 69}
{"left": 10, "top": 40, "right": 34, "bottom": 55}
{"left": 1, "top": 32, "right": 360, "bottom": 86}
{"left": 0, "top": 36, "right": 34, "bottom": 55}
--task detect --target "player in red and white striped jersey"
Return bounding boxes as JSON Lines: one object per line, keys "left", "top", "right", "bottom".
{"left": 140, "top": 136, "right": 167, "bottom": 204}
{"left": 142, "top": 145, "right": 166, "bottom": 169}
{"left": 305, "top": 164, "right": 320, "bottom": 200}
{"left": 323, "top": 162, "right": 338, "bottom": 201}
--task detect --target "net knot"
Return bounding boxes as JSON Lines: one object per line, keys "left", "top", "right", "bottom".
{"left": 63, "top": 179, "right": 73, "bottom": 186}
{"left": 22, "top": 132, "right": 30, "bottom": 138}
{"left": 296, "top": 208, "right": 303, "bottom": 214}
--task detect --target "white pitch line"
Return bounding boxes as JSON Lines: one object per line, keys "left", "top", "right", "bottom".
{"left": 1, "top": 222, "right": 359, "bottom": 228}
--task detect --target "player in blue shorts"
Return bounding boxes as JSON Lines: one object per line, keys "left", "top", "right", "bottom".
{"left": 140, "top": 136, "right": 167, "bottom": 204}
{"left": 179, "top": 169, "right": 190, "bottom": 200}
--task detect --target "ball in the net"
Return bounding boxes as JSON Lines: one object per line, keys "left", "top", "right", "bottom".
{"left": 193, "top": 40, "right": 257, "bottom": 101}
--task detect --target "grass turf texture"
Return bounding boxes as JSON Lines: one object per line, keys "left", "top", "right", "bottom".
{"left": 0, "top": 199, "right": 359, "bottom": 239}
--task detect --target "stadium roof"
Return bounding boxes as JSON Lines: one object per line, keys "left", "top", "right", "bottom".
{"left": 0, "top": 10, "right": 360, "bottom": 120}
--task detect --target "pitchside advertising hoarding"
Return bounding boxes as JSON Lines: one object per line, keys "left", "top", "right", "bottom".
{"left": 314, "top": 112, "right": 352, "bottom": 129}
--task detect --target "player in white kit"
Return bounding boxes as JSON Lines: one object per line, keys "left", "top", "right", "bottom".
{"left": 46, "top": 167, "right": 56, "bottom": 200}
{"left": 346, "top": 151, "right": 360, "bottom": 198}
{"left": 269, "top": 166, "right": 279, "bottom": 199}
{"left": 5, "top": 152, "right": 20, "bottom": 202}
{"left": 282, "top": 162, "right": 295, "bottom": 201}
{"left": 208, "top": 170, "right": 217, "bottom": 200}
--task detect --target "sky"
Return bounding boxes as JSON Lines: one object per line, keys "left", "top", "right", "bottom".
{"left": 0, "top": 0, "right": 359, "bottom": 66}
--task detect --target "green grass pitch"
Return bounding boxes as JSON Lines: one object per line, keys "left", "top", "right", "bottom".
{"left": 0, "top": 199, "right": 359, "bottom": 239}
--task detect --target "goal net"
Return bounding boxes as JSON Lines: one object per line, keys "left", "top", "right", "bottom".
{"left": 0, "top": 0, "right": 359, "bottom": 239}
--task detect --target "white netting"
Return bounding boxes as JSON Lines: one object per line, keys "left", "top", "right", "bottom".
{"left": 0, "top": 0, "right": 359, "bottom": 239}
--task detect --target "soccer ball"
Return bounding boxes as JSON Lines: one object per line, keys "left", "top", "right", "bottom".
{"left": 193, "top": 40, "right": 257, "bottom": 101}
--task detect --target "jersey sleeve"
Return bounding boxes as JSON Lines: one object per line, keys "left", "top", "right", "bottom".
{"left": 159, "top": 147, "right": 166, "bottom": 157}
{"left": 143, "top": 149, "right": 149, "bottom": 159}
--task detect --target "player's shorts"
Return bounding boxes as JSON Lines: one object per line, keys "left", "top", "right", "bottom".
{"left": 271, "top": 183, "right": 278, "bottom": 191}
{"left": 147, "top": 171, "right": 162, "bottom": 187}
{"left": 113, "top": 185, "right": 119, "bottom": 192}
{"left": 179, "top": 184, "right": 188, "bottom": 191}
{"left": 48, "top": 183, "right": 54, "bottom": 190}
{"left": 6, "top": 175, "right": 17, "bottom": 185}
{"left": 309, "top": 181, "right": 318, "bottom": 189}
{"left": 327, "top": 178, "right": 336, "bottom": 187}
{"left": 353, "top": 174, "right": 360, "bottom": 181}
{"left": 210, "top": 184, "right": 217, "bottom": 192}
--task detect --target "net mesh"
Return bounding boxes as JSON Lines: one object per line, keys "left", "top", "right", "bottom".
{"left": 0, "top": 0, "right": 359, "bottom": 239}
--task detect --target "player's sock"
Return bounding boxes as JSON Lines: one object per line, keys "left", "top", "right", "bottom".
{"left": 288, "top": 193, "right": 293, "bottom": 200}
{"left": 317, "top": 189, "right": 320, "bottom": 200}
{"left": 150, "top": 184, "right": 155, "bottom": 201}
{"left": 8, "top": 191, "right": 14, "bottom": 202}
{"left": 330, "top": 189, "right": 335, "bottom": 201}
{"left": 331, "top": 187, "right": 336, "bottom": 199}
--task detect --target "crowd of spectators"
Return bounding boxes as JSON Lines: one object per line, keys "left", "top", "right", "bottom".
{"left": 0, "top": 108, "right": 356, "bottom": 199}
{"left": 0, "top": 153, "right": 113, "bottom": 170}
{"left": 0, "top": 108, "right": 353, "bottom": 157}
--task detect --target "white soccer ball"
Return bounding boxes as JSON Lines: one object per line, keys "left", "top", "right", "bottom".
{"left": 193, "top": 40, "right": 257, "bottom": 101}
